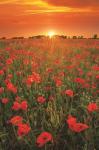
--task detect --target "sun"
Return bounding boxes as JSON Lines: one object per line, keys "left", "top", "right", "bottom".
{"left": 47, "top": 31, "right": 56, "bottom": 38}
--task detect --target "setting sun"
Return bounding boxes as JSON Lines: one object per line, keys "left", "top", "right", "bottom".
{"left": 47, "top": 31, "right": 56, "bottom": 38}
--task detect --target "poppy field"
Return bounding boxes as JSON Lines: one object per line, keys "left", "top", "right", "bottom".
{"left": 0, "top": 38, "right": 99, "bottom": 150}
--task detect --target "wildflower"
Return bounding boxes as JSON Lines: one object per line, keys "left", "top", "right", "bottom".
{"left": 10, "top": 116, "right": 23, "bottom": 126}
{"left": 87, "top": 103, "right": 98, "bottom": 112}
{"left": 64, "top": 89, "right": 74, "bottom": 97}
{"left": 26, "top": 72, "right": 41, "bottom": 85}
{"left": 70, "top": 123, "right": 89, "bottom": 133}
{"left": 12, "top": 101, "right": 28, "bottom": 111}
{"left": 31, "top": 72, "right": 41, "bottom": 83}
{"left": 92, "top": 65, "right": 99, "bottom": 71}
{"left": 67, "top": 115, "right": 77, "bottom": 125}
{"left": 96, "top": 75, "right": 99, "bottom": 79}
{"left": 12, "top": 101, "right": 21, "bottom": 110}
{"left": 1, "top": 98, "right": 9, "bottom": 104}
{"left": 54, "top": 59, "right": 60, "bottom": 64}
{"left": 6, "top": 47, "right": 11, "bottom": 51}
{"left": 0, "top": 70, "right": 4, "bottom": 75}
{"left": 17, "top": 123, "right": 31, "bottom": 137}
{"left": 46, "top": 68, "right": 53, "bottom": 73}
{"left": 21, "top": 101, "right": 28, "bottom": 111}
{"left": 6, "top": 58, "right": 13, "bottom": 65}
{"left": 75, "top": 77, "right": 85, "bottom": 84}
{"left": 36, "top": 132, "right": 53, "bottom": 147}
{"left": 67, "top": 115, "right": 89, "bottom": 133}
{"left": 26, "top": 75, "right": 34, "bottom": 85}
{"left": 58, "top": 71, "right": 65, "bottom": 77}
{"left": 66, "top": 65, "right": 74, "bottom": 70}
{"left": 55, "top": 79, "right": 62, "bottom": 87}
{"left": 37, "top": 96, "right": 46, "bottom": 104}
{"left": 7, "top": 82, "right": 17, "bottom": 94}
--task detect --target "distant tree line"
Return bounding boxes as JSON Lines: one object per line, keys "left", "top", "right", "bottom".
{"left": 28, "top": 34, "right": 99, "bottom": 39}
{"left": 0, "top": 34, "right": 99, "bottom": 40}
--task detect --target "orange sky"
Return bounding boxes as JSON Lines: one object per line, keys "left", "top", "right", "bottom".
{"left": 0, "top": 0, "right": 99, "bottom": 37}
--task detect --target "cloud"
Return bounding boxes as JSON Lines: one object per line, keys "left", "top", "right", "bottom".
{"left": 1, "top": 0, "right": 99, "bottom": 9}
{"left": 0, "top": 0, "right": 98, "bottom": 20}
{"left": 0, "top": 0, "right": 80, "bottom": 17}
{"left": 0, "top": 0, "right": 17, "bottom": 4}
{"left": 43, "top": 0, "right": 99, "bottom": 8}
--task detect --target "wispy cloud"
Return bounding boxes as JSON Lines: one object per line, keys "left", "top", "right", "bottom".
{"left": 0, "top": 0, "right": 17, "bottom": 4}
{"left": 43, "top": 0, "right": 99, "bottom": 8}
{"left": 0, "top": 0, "right": 95, "bottom": 15}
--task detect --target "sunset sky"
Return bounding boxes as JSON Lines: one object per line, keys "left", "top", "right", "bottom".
{"left": 0, "top": 0, "right": 99, "bottom": 37}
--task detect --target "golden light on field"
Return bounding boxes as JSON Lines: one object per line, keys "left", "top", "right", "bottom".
{"left": 47, "top": 31, "right": 56, "bottom": 38}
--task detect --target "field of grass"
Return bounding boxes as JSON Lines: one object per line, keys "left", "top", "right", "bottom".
{"left": 0, "top": 38, "right": 99, "bottom": 150}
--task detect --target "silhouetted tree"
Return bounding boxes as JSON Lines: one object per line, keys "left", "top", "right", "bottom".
{"left": 73, "top": 36, "right": 77, "bottom": 39}
{"left": 60, "top": 35, "right": 67, "bottom": 39}
{"left": 0, "top": 37, "right": 6, "bottom": 40}
{"left": 78, "top": 36, "right": 84, "bottom": 39}
{"left": 93, "top": 34, "right": 98, "bottom": 39}
{"left": 12, "top": 37, "right": 24, "bottom": 39}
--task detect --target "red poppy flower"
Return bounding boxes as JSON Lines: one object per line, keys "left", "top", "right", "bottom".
{"left": 75, "top": 77, "right": 85, "bottom": 84}
{"left": 12, "top": 101, "right": 21, "bottom": 110}
{"left": 92, "top": 65, "right": 99, "bottom": 71}
{"left": 96, "top": 75, "right": 99, "bottom": 79}
{"left": 46, "top": 68, "right": 53, "bottom": 73}
{"left": 6, "top": 58, "right": 13, "bottom": 65}
{"left": 67, "top": 115, "right": 77, "bottom": 125}
{"left": 64, "top": 89, "right": 74, "bottom": 97}
{"left": 36, "top": 132, "right": 53, "bottom": 147}
{"left": 55, "top": 79, "right": 62, "bottom": 87}
{"left": 7, "top": 82, "right": 17, "bottom": 94}
{"left": 1, "top": 98, "right": 9, "bottom": 104}
{"left": 10, "top": 116, "right": 23, "bottom": 126}
{"left": 70, "top": 123, "right": 89, "bottom": 133}
{"left": 32, "top": 72, "right": 41, "bottom": 83}
{"left": 87, "top": 103, "right": 98, "bottom": 112}
{"left": 17, "top": 123, "right": 31, "bottom": 137}
{"left": 6, "top": 47, "right": 11, "bottom": 51}
{"left": 26, "top": 75, "right": 34, "bottom": 85}
{"left": 26, "top": 72, "right": 41, "bottom": 85}
{"left": 0, "top": 70, "right": 4, "bottom": 75}
{"left": 12, "top": 101, "right": 28, "bottom": 111}
{"left": 21, "top": 101, "right": 28, "bottom": 111}
{"left": 67, "top": 115, "right": 89, "bottom": 133}
{"left": 37, "top": 96, "right": 46, "bottom": 104}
